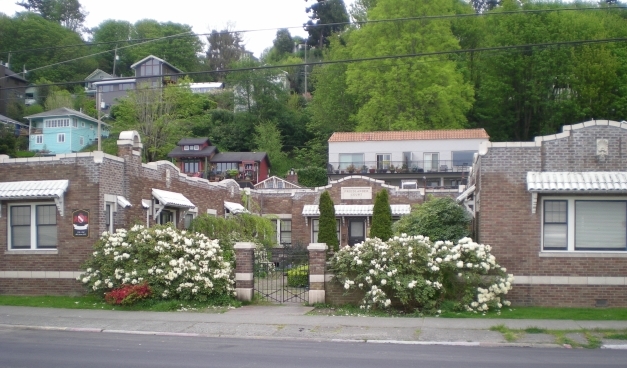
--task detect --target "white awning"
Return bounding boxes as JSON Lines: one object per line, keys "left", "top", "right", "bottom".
{"left": 117, "top": 196, "right": 132, "bottom": 208}
{"left": 141, "top": 199, "right": 151, "bottom": 209}
{"left": 151, "top": 188, "right": 195, "bottom": 208}
{"left": 0, "top": 180, "right": 68, "bottom": 216}
{"left": 302, "top": 204, "right": 411, "bottom": 217}
{"left": 456, "top": 185, "right": 476, "bottom": 203}
{"left": 224, "top": 201, "right": 248, "bottom": 214}
{"left": 527, "top": 172, "right": 627, "bottom": 192}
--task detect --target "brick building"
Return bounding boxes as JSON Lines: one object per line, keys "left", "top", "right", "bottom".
{"left": 464, "top": 120, "right": 627, "bottom": 307}
{"left": 0, "top": 131, "right": 426, "bottom": 295}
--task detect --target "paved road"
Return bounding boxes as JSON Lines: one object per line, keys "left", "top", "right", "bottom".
{"left": 1, "top": 328, "right": 626, "bottom": 368}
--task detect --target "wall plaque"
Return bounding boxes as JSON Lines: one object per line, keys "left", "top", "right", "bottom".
{"left": 72, "top": 209, "right": 90, "bottom": 237}
{"left": 341, "top": 187, "right": 372, "bottom": 200}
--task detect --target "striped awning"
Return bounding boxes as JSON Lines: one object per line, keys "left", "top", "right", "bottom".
{"left": 527, "top": 172, "right": 627, "bottom": 192}
{"left": 152, "top": 188, "right": 195, "bottom": 208}
{"left": 302, "top": 204, "right": 411, "bottom": 217}
{"left": 0, "top": 180, "right": 69, "bottom": 216}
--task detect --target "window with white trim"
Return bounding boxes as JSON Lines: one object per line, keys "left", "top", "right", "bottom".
{"left": 158, "top": 209, "right": 174, "bottom": 225}
{"left": 80, "top": 136, "right": 85, "bottom": 146}
{"left": 184, "top": 213, "right": 194, "bottom": 229}
{"left": 105, "top": 202, "right": 114, "bottom": 233}
{"left": 35, "top": 135, "right": 43, "bottom": 144}
{"left": 8, "top": 203, "right": 58, "bottom": 249}
{"left": 193, "top": 145, "right": 200, "bottom": 150}
{"left": 311, "top": 219, "right": 340, "bottom": 244}
{"left": 183, "top": 145, "right": 190, "bottom": 151}
{"left": 44, "top": 119, "right": 70, "bottom": 128}
{"left": 271, "top": 219, "right": 292, "bottom": 246}
{"left": 542, "top": 198, "right": 627, "bottom": 251}
{"left": 57, "top": 133, "right": 65, "bottom": 143}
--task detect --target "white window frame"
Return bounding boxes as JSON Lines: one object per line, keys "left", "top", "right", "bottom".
{"left": 105, "top": 202, "right": 114, "bottom": 233}
{"left": 193, "top": 145, "right": 200, "bottom": 150}
{"left": 35, "top": 135, "right": 43, "bottom": 144}
{"left": 183, "top": 145, "right": 190, "bottom": 151}
{"left": 376, "top": 153, "right": 391, "bottom": 170}
{"left": 7, "top": 202, "right": 58, "bottom": 250}
{"left": 541, "top": 196, "right": 627, "bottom": 252}
{"left": 311, "top": 218, "right": 341, "bottom": 244}
{"left": 57, "top": 133, "right": 65, "bottom": 143}
{"left": 79, "top": 136, "right": 85, "bottom": 146}
{"left": 424, "top": 152, "right": 439, "bottom": 172}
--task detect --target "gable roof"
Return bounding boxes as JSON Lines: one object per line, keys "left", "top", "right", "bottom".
{"left": 85, "top": 69, "right": 113, "bottom": 81}
{"left": 177, "top": 137, "right": 211, "bottom": 146}
{"left": 130, "top": 55, "right": 183, "bottom": 73}
{"left": 167, "top": 145, "right": 217, "bottom": 158}
{"left": 24, "top": 107, "right": 108, "bottom": 126}
{"left": 328, "top": 129, "right": 490, "bottom": 143}
{"left": 211, "top": 152, "right": 270, "bottom": 166}
{"left": 0, "top": 114, "right": 27, "bottom": 127}
{"left": 1, "top": 65, "right": 28, "bottom": 83}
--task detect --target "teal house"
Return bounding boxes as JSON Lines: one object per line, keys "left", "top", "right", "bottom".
{"left": 25, "top": 108, "right": 110, "bottom": 154}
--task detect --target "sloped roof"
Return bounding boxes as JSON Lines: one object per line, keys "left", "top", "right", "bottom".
{"left": 24, "top": 107, "right": 108, "bottom": 126}
{"left": 254, "top": 176, "right": 302, "bottom": 189}
{"left": 0, "top": 114, "right": 26, "bottom": 127}
{"left": 0, "top": 180, "right": 68, "bottom": 199}
{"left": 152, "top": 188, "right": 195, "bottom": 208}
{"left": 177, "top": 137, "right": 211, "bottom": 145}
{"left": 130, "top": 55, "right": 183, "bottom": 73}
{"left": 328, "top": 129, "right": 490, "bottom": 142}
{"left": 302, "top": 204, "right": 411, "bottom": 216}
{"left": 1, "top": 65, "right": 27, "bottom": 83}
{"left": 167, "top": 145, "right": 217, "bottom": 158}
{"left": 527, "top": 172, "right": 627, "bottom": 192}
{"left": 85, "top": 69, "right": 113, "bottom": 81}
{"left": 211, "top": 152, "right": 270, "bottom": 166}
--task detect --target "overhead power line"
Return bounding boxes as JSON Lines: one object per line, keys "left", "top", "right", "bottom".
{"left": 1, "top": 36, "right": 626, "bottom": 95}
{"left": 2, "top": 6, "right": 626, "bottom": 55}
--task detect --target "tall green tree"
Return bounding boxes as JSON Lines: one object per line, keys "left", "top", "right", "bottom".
{"left": 206, "top": 27, "right": 245, "bottom": 80}
{"left": 344, "top": 0, "right": 474, "bottom": 131}
{"left": 0, "top": 13, "right": 97, "bottom": 83}
{"left": 370, "top": 189, "right": 392, "bottom": 241}
{"left": 16, "top": 0, "right": 87, "bottom": 31}
{"left": 44, "top": 89, "right": 73, "bottom": 110}
{"left": 253, "top": 121, "right": 289, "bottom": 176}
{"left": 304, "top": 0, "right": 350, "bottom": 48}
{"left": 318, "top": 191, "right": 339, "bottom": 252}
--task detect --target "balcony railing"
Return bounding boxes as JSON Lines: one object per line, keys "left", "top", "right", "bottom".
{"left": 327, "top": 160, "right": 471, "bottom": 174}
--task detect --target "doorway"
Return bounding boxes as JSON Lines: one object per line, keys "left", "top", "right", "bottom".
{"left": 348, "top": 218, "right": 366, "bottom": 246}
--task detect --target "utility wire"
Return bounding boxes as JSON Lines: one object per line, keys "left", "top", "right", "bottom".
{"left": 3, "top": 6, "right": 626, "bottom": 55}
{"left": 1, "top": 36, "right": 626, "bottom": 94}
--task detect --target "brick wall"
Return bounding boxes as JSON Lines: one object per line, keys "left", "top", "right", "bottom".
{"left": 477, "top": 122, "right": 627, "bottom": 307}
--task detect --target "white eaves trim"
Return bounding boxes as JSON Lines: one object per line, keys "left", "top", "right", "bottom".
{"left": 117, "top": 196, "right": 132, "bottom": 208}
{"left": 302, "top": 204, "right": 411, "bottom": 217}
{"left": 0, "top": 180, "right": 68, "bottom": 216}
{"left": 224, "top": 201, "right": 248, "bottom": 215}
{"left": 526, "top": 171, "right": 627, "bottom": 213}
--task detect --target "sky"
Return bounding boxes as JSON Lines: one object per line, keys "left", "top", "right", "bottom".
{"left": 3, "top": 0, "right": 357, "bottom": 57}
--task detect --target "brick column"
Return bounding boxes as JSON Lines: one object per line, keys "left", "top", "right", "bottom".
{"left": 308, "top": 243, "right": 328, "bottom": 304}
{"left": 234, "top": 242, "right": 255, "bottom": 301}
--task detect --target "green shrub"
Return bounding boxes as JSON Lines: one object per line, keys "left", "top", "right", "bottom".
{"left": 79, "top": 225, "right": 235, "bottom": 303}
{"left": 297, "top": 166, "right": 328, "bottom": 187}
{"left": 332, "top": 236, "right": 512, "bottom": 313}
{"left": 394, "top": 196, "right": 471, "bottom": 242}
{"left": 370, "top": 190, "right": 393, "bottom": 241}
{"left": 287, "top": 265, "right": 309, "bottom": 287}
{"left": 318, "top": 191, "right": 339, "bottom": 252}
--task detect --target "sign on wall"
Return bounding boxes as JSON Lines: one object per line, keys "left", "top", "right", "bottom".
{"left": 72, "top": 209, "right": 90, "bottom": 237}
{"left": 341, "top": 187, "right": 372, "bottom": 200}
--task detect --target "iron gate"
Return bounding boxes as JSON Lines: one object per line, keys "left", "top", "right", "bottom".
{"left": 254, "top": 245, "right": 309, "bottom": 303}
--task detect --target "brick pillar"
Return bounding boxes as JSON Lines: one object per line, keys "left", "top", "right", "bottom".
{"left": 308, "top": 243, "right": 328, "bottom": 304}
{"left": 234, "top": 242, "right": 255, "bottom": 301}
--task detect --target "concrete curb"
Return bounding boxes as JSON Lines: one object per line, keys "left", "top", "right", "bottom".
{"left": 0, "top": 323, "right": 572, "bottom": 348}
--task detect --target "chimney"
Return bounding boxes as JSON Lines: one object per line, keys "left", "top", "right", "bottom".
{"left": 286, "top": 168, "right": 298, "bottom": 185}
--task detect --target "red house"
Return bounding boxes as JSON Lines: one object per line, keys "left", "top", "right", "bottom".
{"left": 167, "top": 138, "right": 270, "bottom": 187}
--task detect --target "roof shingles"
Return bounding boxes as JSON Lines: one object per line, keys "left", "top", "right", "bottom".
{"left": 328, "top": 129, "right": 489, "bottom": 142}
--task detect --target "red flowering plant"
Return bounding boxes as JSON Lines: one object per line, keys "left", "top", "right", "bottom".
{"left": 104, "top": 283, "right": 152, "bottom": 305}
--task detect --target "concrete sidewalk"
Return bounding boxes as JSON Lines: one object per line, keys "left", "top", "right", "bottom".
{"left": 1, "top": 305, "right": 627, "bottom": 349}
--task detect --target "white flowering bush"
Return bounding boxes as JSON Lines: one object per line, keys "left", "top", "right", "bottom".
{"left": 331, "top": 235, "right": 513, "bottom": 313}
{"left": 79, "top": 225, "right": 235, "bottom": 303}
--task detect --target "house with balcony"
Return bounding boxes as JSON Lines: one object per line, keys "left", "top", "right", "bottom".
{"left": 87, "top": 55, "right": 184, "bottom": 113}
{"left": 25, "top": 107, "right": 109, "bottom": 155}
{"left": 327, "top": 129, "right": 490, "bottom": 189}
{"left": 167, "top": 137, "right": 270, "bottom": 188}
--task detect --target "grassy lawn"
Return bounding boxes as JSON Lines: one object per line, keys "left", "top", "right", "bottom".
{"left": 308, "top": 303, "right": 627, "bottom": 320}
{"left": 0, "top": 295, "right": 238, "bottom": 313}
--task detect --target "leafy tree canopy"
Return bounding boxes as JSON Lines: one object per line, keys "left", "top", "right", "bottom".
{"left": 393, "top": 196, "right": 471, "bottom": 242}
{"left": 304, "top": 0, "right": 350, "bottom": 48}
{"left": 16, "top": 0, "right": 87, "bottom": 31}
